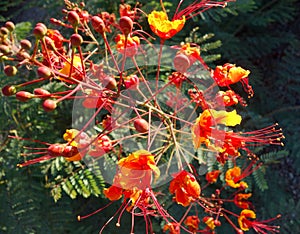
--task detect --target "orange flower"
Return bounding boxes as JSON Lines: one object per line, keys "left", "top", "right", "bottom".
{"left": 203, "top": 216, "right": 216, "bottom": 230}
{"left": 163, "top": 222, "right": 180, "bottom": 234}
{"left": 82, "top": 89, "right": 112, "bottom": 111}
{"left": 212, "top": 63, "right": 253, "bottom": 97}
{"left": 58, "top": 55, "right": 83, "bottom": 82}
{"left": 115, "top": 34, "right": 140, "bottom": 57}
{"left": 238, "top": 209, "right": 256, "bottom": 231}
{"left": 104, "top": 150, "right": 160, "bottom": 202}
{"left": 234, "top": 193, "right": 252, "bottom": 209}
{"left": 117, "top": 150, "right": 160, "bottom": 190}
{"left": 225, "top": 167, "right": 248, "bottom": 189}
{"left": 169, "top": 170, "right": 201, "bottom": 207}
{"left": 88, "top": 135, "right": 113, "bottom": 157}
{"left": 192, "top": 109, "right": 242, "bottom": 149}
{"left": 184, "top": 215, "right": 200, "bottom": 233}
{"left": 148, "top": 11, "right": 185, "bottom": 40}
{"left": 46, "top": 29, "right": 65, "bottom": 50}
{"left": 215, "top": 90, "right": 240, "bottom": 107}
{"left": 238, "top": 209, "right": 281, "bottom": 233}
{"left": 205, "top": 170, "right": 221, "bottom": 184}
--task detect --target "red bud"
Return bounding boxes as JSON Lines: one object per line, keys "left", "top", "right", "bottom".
{"left": 20, "top": 39, "right": 32, "bottom": 50}
{"left": 91, "top": 16, "right": 105, "bottom": 34}
{"left": 70, "top": 33, "right": 83, "bottom": 47}
{"left": 134, "top": 118, "right": 149, "bottom": 133}
{"left": 4, "top": 65, "right": 17, "bottom": 76}
{"left": 119, "top": 16, "right": 133, "bottom": 36}
{"left": 102, "top": 76, "right": 117, "bottom": 90}
{"left": 173, "top": 53, "right": 190, "bottom": 73}
{"left": 2, "top": 85, "right": 16, "bottom": 96}
{"left": 5, "top": 21, "right": 15, "bottom": 31}
{"left": 16, "top": 91, "right": 33, "bottom": 102}
{"left": 68, "top": 11, "right": 80, "bottom": 26}
{"left": 42, "top": 99, "right": 57, "bottom": 112}
{"left": 37, "top": 66, "right": 52, "bottom": 79}
{"left": 33, "top": 88, "right": 51, "bottom": 97}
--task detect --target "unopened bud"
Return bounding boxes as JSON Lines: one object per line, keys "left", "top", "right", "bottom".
{"left": 16, "top": 91, "right": 33, "bottom": 102}
{"left": 2, "top": 85, "right": 16, "bottom": 96}
{"left": 33, "top": 23, "right": 47, "bottom": 39}
{"left": 37, "top": 66, "right": 52, "bottom": 79}
{"left": 0, "top": 44, "right": 10, "bottom": 54}
{"left": 4, "top": 65, "right": 17, "bottom": 76}
{"left": 43, "top": 99, "right": 57, "bottom": 112}
{"left": 20, "top": 39, "right": 32, "bottom": 50}
{"left": 119, "top": 16, "right": 133, "bottom": 36}
{"left": 70, "top": 33, "right": 83, "bottom": 47}
{"left": 68, "top": 11, "right": 80, "bottom": 27}
{"left": 34, "top": 88, "right": 51, "bottom": 97}
{"left": 102, "top": 76, "right": 117, "bottom": 90}
{"left": 91, "top": 16, "right": 105, "bottom": 34}
{"left": 0, "top": 27, "right": 9, "bottom": 35}
{"left": 5, "top": 21, "right": 15, "bottom": 32}
{"left": 134, "top": 118, "right": 149, "bottom": 133}
{"left": 173, "top": 53, "right": 190, "bottom": 73}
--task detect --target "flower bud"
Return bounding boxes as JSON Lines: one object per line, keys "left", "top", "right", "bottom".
{"left": 173, "top": 53, "right": 190, "bottom": 73}
{"left": 4, "top": 65, "right": 17, "bottom": 76}
{"left": 134, "top": 118, "right": 149, "bottom": 133}
{"left": 119, "top": 16, "right": 133, "bottom": 36}
{"left": 68, "top": 11, "right": 80, "bottom": 27}
{"left": 37, "top": 66, "right": 52, "bottom": 79}
{"left": 42, "top": 99, "right": 57, "bottom": 112}
{"left": 0, "top": 27, "right": 9, "bottom": 35}
{"left": 102, "top": 76, "right": 117, "bottom": 90}
{"left": 16, "top": 91, "right": 33, "bottom": 102}
{"left": 33, "top": 88, "right": 51, "bottom": 97}
{"left": 2, "top": 85, "right": 16, "bottom": 96}
{"left": 33, "top": 23, "right": 47, "bottom": 39}
{"left": 20, "top": 39, "right": 32, "bottom": 50}
{"left": 0, "top": 44, "right": 10, "bottom": 54}
{"left": 5, "top": 21, "right": 15, "bottom": 32}
{"left": 70, "top": 33, "right": 83, "bottom": 47}
{"left": 91, "top": 16, "right": 105, "bottom": 34}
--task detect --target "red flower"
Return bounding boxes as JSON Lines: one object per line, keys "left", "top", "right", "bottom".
{"left": 234, "top": 193, "right": 252, "bottom": 209}
{"left": 205, "top": 170, "right": 221, "bottom": 184}
{"left": 169, "top": 170, "right": 201, "bottom": 206}
{"left": 225, "top": 167, "right": 248, "bottom": 189}
{"left": 88, "top": 135, "right": 113, "bottom": 157}
{"left": 212, "top": 63, "right": 253, "bottom": 96}
{"left": 184, "top": 215, "right": 200, "bottom": 233}
{"left": 238, "top": 209, "right": 281, "bottom": 233}
{"left": 115, "top": 34, "right": 140, "bottom": 57}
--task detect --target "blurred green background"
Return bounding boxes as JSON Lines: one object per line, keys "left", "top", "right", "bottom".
{"left": 0, "top": 0, "right": 299, "bottom": 233}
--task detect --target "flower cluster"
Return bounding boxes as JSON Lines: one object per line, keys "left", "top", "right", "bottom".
{"left": 1, "top": 0, "right": 284, "bottom": 233}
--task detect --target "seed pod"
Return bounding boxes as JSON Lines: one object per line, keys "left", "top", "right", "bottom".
{"left": 134, "top": 118, "right": 149, "bottom": 133}
{"left": 4, "top": 65, "right": 17, "bottom": 76}
{"left": 42, "top": 99, "right": 57, "bottom": 112}
{"left": 16, "top": 91, "right": 33, "bottom": 102}
{"left": 2, "top": 85, "right": 16, "bottom": 96}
